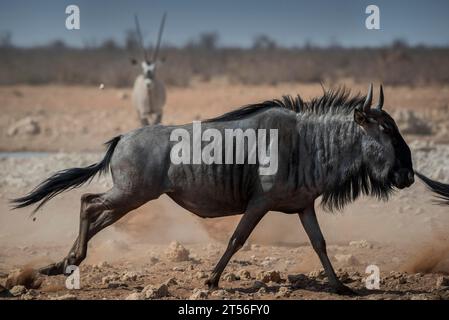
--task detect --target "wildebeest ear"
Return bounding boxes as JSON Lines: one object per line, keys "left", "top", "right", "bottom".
{"left": 354, "top": 109, "right": 368, "bottom": 126}
{"left": 130, "top": 58, "right": 138, "bottom": 65}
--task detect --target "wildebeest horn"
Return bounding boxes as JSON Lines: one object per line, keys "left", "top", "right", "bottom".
{"left": 375, "top": 85, "right": 384, "bottom": 110}
{"left": 362, "top": 83, "right": 373, "bottom": 112}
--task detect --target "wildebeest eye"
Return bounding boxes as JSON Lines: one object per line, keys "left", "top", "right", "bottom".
{"left": 379, "top": 124, "right": 391, "bottom": 134}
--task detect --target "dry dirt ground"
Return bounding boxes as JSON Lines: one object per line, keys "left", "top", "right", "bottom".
{"left": 1, "top": 81, "right": 449, "bottom": 300}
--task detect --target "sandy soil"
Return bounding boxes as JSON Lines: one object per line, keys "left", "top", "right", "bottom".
{"left": 1, "top": 82, "right": 449, "bottom": 300}
{"left": 1, "top": 80, "right": 449, "bottom": 152}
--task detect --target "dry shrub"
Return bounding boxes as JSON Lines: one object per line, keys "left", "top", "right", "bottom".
{"left": 1, "top": 45, "right": 448, "bottom": 88}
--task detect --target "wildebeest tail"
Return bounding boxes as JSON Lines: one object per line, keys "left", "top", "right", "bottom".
{"left": 10, "top": 136, "right": 121, "bottom": 213}
{"left": 415, "top": 171, "right": 449, "bottom": 205}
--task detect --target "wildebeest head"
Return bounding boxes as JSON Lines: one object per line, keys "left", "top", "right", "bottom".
{"left": 354, "top": 84, "right": 414, "bottom": 189}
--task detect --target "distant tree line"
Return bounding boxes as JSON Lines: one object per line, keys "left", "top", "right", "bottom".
{"left": 0, "top": 30, "right": 448, "bottom": 87}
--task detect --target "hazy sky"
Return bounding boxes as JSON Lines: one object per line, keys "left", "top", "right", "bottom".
{"left": 0, "top": 0, "right": 448, "bottom": 48}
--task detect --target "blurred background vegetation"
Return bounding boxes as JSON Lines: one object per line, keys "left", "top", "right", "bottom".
{"left": 1, "top": 30, "right": 448, "bottom": 88}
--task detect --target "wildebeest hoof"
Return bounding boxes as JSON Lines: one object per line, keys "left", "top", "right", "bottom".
{"left": 332, "top": 284, "right": 356, "bottom": 296}
{"left": 205, "top": 278, "right": 219, "bottom": 290}
{"left": 38, "top": 260, "right": 66, "bottom": 276}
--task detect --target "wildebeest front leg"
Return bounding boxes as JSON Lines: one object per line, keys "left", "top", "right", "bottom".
{"left": 206, "top": 204, "right": 268, "bottom": 289}
{"left": 299, "top": 205, "right": 355, "bottom": 295}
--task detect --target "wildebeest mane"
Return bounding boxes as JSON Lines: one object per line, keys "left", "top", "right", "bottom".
{"left": 206, "top": 87, "right": 367, "bottom": 123}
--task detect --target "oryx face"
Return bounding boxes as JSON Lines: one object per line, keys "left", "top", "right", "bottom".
{"left": 354, "top": 85, "right": 414, "bottom": 189}
{"left": 142, "top": 61, "right": 156, "bottom": 87}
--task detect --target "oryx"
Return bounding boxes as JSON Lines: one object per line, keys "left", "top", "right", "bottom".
{"left": 131, "top": 13, "right": 167, "bottom": 126}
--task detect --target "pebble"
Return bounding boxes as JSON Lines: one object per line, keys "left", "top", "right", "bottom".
{"left": 9, "top": 285, "right": 27, "bottom": 297}
{"left": 238, "top": 269, "right": 252, "bottom": 280}
{"left": 189, "top": 289, "right": 208, "bottom": 300}
{"left": 349, "top": 240, "right": 373, "bottom": 249}
{"left": 164, "top": 277, "right": 178, "bottom": 286}
{"left": 223, "top": 272, "right": 238, "bottom": 282}
{"left": 256, "top": 270, "right": 282, "bottom": 283}
{"left": 195, "top": 271, "right": 208, "bottom": 279}
{"left": 166, "top": 241, "right": 190, "bottom": 262}
{"left": 436, "top": 276, "right": 449, "bottom": 289}
{"left": 121, "top": 271, "right": 138, "bottom": 282}
{"left": 143, "top": 283, "right": 169, "bottom": 299}
{"left": 125, "top": 292, "right": 145, "bottom": 300}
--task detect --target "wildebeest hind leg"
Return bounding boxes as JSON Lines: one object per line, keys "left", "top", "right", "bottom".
{"left": 39, "top": 189, "right": 146, "bottom": 275}
{"left": 298, "top": 205, "right": 355, "bottom": 295}
{"left": 206, "top": 203, "right": 268, "bottom": 289}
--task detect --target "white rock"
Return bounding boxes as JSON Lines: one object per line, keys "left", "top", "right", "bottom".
{"left": 7, "top": 117, "right": 41, "bottom": 136}
{"left": 223, "top": 273, "right": 238, "bottom": 282}
{"left": 164, "top": 277, "right": 178, "bottom": 286}
{"left": 121, "top": 271, "right": 138, "bottom": 282}
{"left": 250, "top": 244, "right": 260, "bottom": 250}
{"left": 189, "top": 289, "right": 208, "bottom": 300}
{"left": 349, "top": 240, "right": 373, "bottom": 249}
{"left": 125, "top": 292, "right": 145, "bottom": 300}
{"left": 95, "top": 261, "right": 111, "bottom": 269}
{"left": 210, "top": 289, "right": 227, "bottom": 298}
{"left": 101, "top": 274, "right": 120, "bottom": 284}
{"left": 436, "top": 276, "right": 449, "bottom": 288}
{"left": 195, "top": 271, "right": 208, "bottom": 279}
{"left": 275, "top": 286, "right": 291, "bottom": 298}
{"left": 143, "top": 283, "right": 169, "bottom": 299}
{"left": 256, "top": 270, "right": 282, "bottom": 283}
{"left": 260, "top": 256, "right": 279, "bottom": 267}
{"left": 9, "top": 285, "right": 27, "bottom": 297}
{"left": 238, "top": 269, "right": 252, "bottom": 280}
{"left": 166, "top": 241, "right": 190, "bottom": 262}
{"left": 308, "top": 269, "right": 326, "bottom": 279}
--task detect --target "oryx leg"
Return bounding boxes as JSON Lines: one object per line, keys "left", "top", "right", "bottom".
{"left": 299, "top": 205, "right": 355, "bottom": 295}
{"left": 39, "top": 189, "right": 146, "bottom": 275}
{"left": 154, "top": 113, "right": 162, "bottom": 125}
{"left": 206, "top": 202, "right": 267, "bottom": 289}
{"left": 140, "top": 117, "right": 150, "bottom": 126}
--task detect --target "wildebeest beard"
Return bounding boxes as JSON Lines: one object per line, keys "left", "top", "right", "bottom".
{"left": 321, "top": 162, "right": 395, "bottom": 211}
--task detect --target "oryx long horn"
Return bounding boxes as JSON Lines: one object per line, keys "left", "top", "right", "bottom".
{"left": 134, "top": 14, "right": 148, "bottom": 61}
{"left": 152, "top": 12, "right": 167, "bottom": 63}
{"left": 375, "top": 84, "right": 384, "bottom": 110}
{"left": 362, "top": 83, "right": 373, "bottom": 112}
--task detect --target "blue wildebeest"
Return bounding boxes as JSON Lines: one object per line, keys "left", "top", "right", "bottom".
{"left": 12, "top": 84, "right": 449, "bottom": 295}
